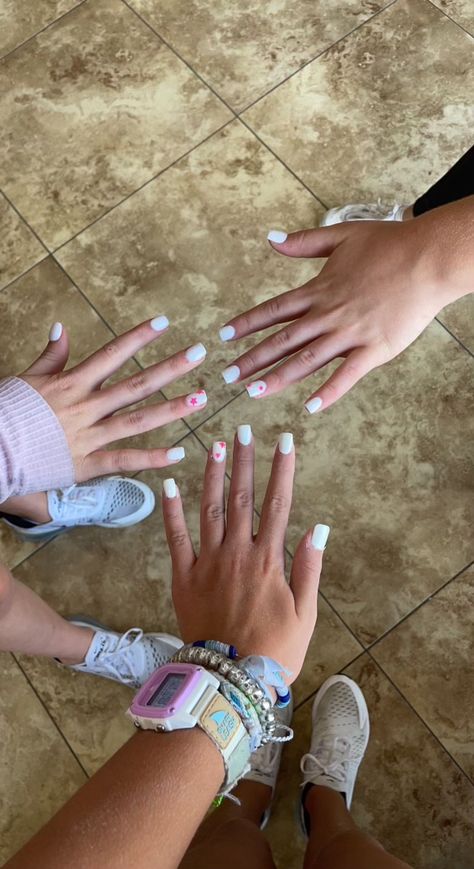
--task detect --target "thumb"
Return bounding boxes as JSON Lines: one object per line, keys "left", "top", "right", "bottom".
{"left": 22, "top": 322, "right": 70, "bottom": 376}
{"left": 290, "top": 524, "right": 330, "bottom": 617}
{"left": 267, "top": 225, "right": 347, "bottom": 259}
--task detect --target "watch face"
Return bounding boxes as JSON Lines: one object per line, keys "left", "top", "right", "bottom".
{"left": 147, "top": 673, "right": 186, "bottom": 708}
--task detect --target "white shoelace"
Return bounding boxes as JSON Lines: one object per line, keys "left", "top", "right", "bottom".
{"left": 53, "top": 486, "right": 100, "bottom": 519}
{"left": 300, "top": 735, "right": 353, "bottom": 786}
{"left": 94, "top": 628, "right": 144, "bottom": 685}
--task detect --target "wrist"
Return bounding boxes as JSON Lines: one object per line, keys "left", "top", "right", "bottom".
{"left": 414, "top": 196, "right": 474, "bottom": 308}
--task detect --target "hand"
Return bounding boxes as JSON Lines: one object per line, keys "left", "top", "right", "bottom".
{"left": 161, "top": 429, "right": 329, "bottom": 681}
{"left": 219, "top": 210, "right": 467, "bottom": 413}
{"left": 20, "top": 318, "right": 208, "bottom": 480}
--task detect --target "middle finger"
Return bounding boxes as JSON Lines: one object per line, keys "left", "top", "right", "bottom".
{"left": 226, "top": 425, "right": 255, "bottom": 541}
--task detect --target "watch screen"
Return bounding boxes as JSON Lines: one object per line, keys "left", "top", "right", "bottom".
{"left": 147, "top": 673, "right": 186, "bottom": 708}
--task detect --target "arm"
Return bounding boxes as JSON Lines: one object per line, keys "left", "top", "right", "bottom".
{"left": 6, "top": 429, "right": 327, "bottom": 868}
{"left": 5, "top": 729, "right": 223, "bottom": 869}
{"left": 219, "top": 195, "right": 474, "bottom": 413}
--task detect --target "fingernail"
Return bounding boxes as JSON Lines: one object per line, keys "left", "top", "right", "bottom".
{"left": 222, "top": 364, "right": 240, "bottom": 384}
{"left": 246, "top": 380, "right": 267, "bottom": 398}
{"left": 219, "top": 325, "right": 235, "bottom": 342}
{"left": 186, "top": 389, "right": 207, "bottom": 408}
{"left": 185, "top": 343, "right": 207, "bottom": 363}
{"left": 49, "top": 322, "right": 63, "bottom": 342}
{"left": 278, "top": 432, "right": 293, "bottom": 455}
{"left": 267, "top": 229, "right": 288, "bottom": 244}
{"left": 212, "top": 441, "right": 226, "bottom": 463}
{"left": 150, "top": 315, "right": 170, "bottom": 332}
{"left": 163, "top": 478, "right": 178, "bottom": 499}
{"left": 166, "top": 447, "right": 185, "bottom": 463}
{"left": 237, "top": 424, "right": 252, "bottom": 446}
{"left": 311, "top": 524, "right": 330, "bottom": 551}
{"left": 305, "top": 397, "right": 323, "bottom": 414}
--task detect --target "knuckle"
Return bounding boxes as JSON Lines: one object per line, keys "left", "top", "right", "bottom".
{"left": 268, "top": 492, "right": 288, "bottom": 513}
{"left": 204, "top": 503, "right": 225, "bottom": 524}
{"left": 128, "top": 409, "right": 145, "bottom": 429}
{"left": 267, "top": 297, "right": 282, "bottom": 319}
{"left": 299, "top": 346, "right": 318, "bottom": 368}
{"left": 232, "top": 489, "right": 253, "bottom": 510}
{"left": 102, "top": 340, "right": 121, "bottom": 361}
{"left": 127, "top": 371, "right": 147, "bottom": 396}
{"left": 273, "top": 327, "right": 292, "bottom": 349}
{"left": 169, "top": 530, "right": 188, "bottom": 548}
{"left": 112, "top": 450, "right": 133, "bottom": 471}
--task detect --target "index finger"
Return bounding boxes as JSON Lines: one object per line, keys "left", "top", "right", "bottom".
{"left": 72, "top": 316, "right": 170, "bottom": 388}
{"left": 218, "top": 284, "right": 311, "bottom": 343}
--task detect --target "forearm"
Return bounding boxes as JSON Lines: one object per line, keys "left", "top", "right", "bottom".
{"left": 6, "top": 729, "right": 224, "bottom": 869}
{"left": 413, "top": 193, "right": 474, "bottom": 307}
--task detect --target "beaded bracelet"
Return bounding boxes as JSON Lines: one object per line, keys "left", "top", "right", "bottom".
{"left": 171, "top": 645, "right": 277, "bottom": 742}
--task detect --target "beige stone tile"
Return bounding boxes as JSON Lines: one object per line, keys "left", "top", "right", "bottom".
{"left": 15, "top": 432, "right": 360, "bottom": 769}
{"left": 129, "top": 0, "right": 392, "bottom": 112}
{"left": 57, "top": 121, "right": 321, "bottom": 426}
{"left": 438, "top": 296, "right": 474, "bottom": 354}
{"left": 0, "top": 0, "right": 82, "bottom": 58}
{"left": 0, "top": 0, "right": 231, "bottom": 249}
{"left": 0, "top": 193, "right": 46, "bottom": 291}
{"left": 244, "top": 0, "right": 474, "bottom": 207}
{"left": 430, "top": 0, "right": 474, "bottom": 32}
{"left": 197, "top": 320, "right": 474, "bottom": 645}
{"left": 0, "top": 652, "right": 86, "bottom": 863}
{"left": 373, "top": 564, "right": 474, "bottom": 781}
{"left": 266, "top": 656, "right": 474, "bottom": 869}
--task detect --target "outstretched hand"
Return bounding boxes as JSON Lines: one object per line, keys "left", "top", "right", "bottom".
{"left": 20, "top": 318, "right": 208, "bottom": 480}
{"left": 162, "top": 428, "right": 329, "bottom": 681}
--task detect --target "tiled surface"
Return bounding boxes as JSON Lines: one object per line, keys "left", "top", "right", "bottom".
{"left": 0, "top": 0, "right": 231, "bottom": 249}
{"left": 0, "top": 0, "right": 83, "bottom": 58}
{"left": 244, "top": 0, "right": 474, "bottom": 207}
{"left": 0, "top": 654, "right": 86, "bottom": 864}
{"left": 0, "top": 193, "right": 46, "bottom": 291}
{"left": 128, "top": 0, "right": 393, "bottom": 112}
{"left": 373, "top": 564, "right": 474, "bottom": 781}
{"left": 1, "top": 0, "right": 473, "bottom": 864}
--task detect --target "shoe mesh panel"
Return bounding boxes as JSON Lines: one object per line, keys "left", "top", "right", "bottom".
{"left": 105, "top": 480, "right": 145, "bottom": 521}
{"left": 317, "top": 683, "right": 367, "bottom": 753}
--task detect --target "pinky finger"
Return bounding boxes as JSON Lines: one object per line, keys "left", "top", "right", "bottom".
{"left": 161, "top": 479, "right": 196, "bottom": 574}
{"left": 80, "top": 446, "right": 187, "bottom": 479}
{"left": 304, "top": 347, "right": 374, "bottom": 414}
{"left": 289, "top": 524, "right": 329, "bottom": 619}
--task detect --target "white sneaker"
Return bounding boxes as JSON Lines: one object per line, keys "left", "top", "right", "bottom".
{"left": 64, "top": 616, "right": 183, "bottom": 688}
{"left": 320, "top": 200, "right": 406, "bottom": 226}
{"left": 1, "top": 476, "right": 155, "bottom": 541}
{"left": 243, "top": 693, "right": 293, "bottom": 828}
{"left": 299, "top": 676, "right": 369, "bottom": 834}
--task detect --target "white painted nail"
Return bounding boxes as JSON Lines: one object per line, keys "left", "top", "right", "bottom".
{"left": 163, "top": 478, "right": 178, "bottom": 499}
{"left": 267, "top": 229, "right": 288, "bottom": 244}
{"left": 185, "top": 343, "right": 207, "bottom": 363}
{"left": 49, "top": 322, "right": 63, "bottom": 342}
{"left": 305, "top": 397, "right": 323, "bottom": 414}
{"left": 219, "top": 325, "right": 236, "bottom": 342}
{"left": 212, "top": 441, "right": 227, "bottom": 463}
{"left": 311, "top": 524, "right": 330, "bottom": 551}
{"left": 278, "top": 432, "right": 293, "bottom": 455}
{"left": 166, "top": 447, "right": 185, "bottom": 463}
{"left": 186, "top": 389, "right": 207, "bottom": 408}
{"left": 246, "top": 380, "right": 267, "bottom": 398}
{"left": 222, "top": 364, "right": 240, "bottom": 384}
{"left": 150, "top": 315, "right": 170, "bottom": 332}
{"left": 237, "top": 424, "right": 252, "bottom": 446}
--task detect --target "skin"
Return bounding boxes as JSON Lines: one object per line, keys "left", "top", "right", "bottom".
{"left": 220, "top": 196, "right": 474, "bottom": 412}
{"left": 20, "top": 317, "right": 209, "bottom": 479}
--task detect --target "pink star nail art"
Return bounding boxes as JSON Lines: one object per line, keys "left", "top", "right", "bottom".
{"left": 186, "top": 390, "right": 208, "bottom": 409}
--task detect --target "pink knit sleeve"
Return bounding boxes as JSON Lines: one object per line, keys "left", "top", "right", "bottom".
{"left": 0, "top": 377, "right": 75, "bottom": 502}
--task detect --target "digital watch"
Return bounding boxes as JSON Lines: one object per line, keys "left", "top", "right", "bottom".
{"left": 127, "top": 663, "right": 251, "bottom": 793}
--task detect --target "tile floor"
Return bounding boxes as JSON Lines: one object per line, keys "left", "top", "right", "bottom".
{"left": 0, "top": 0, "right": 473, "bottom": 865}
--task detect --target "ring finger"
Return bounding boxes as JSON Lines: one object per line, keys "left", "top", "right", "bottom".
{"left": 244, "top": 334, "right": 348, "bottom": 400}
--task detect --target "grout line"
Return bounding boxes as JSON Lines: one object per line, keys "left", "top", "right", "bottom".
{"left": 425, "top": 0, "right": 474, "bottom": 39}
{"left": 0, "top": 252, "right": 49, "bottom": 297}
{"left": 366, "top": 649, "right": 474, "bottom": 787}
{"left": 11, "top": 653, "right": 90, "bottom": 779}
{"left": 237, "top": 0, "right": 399, "bottom": 115}
{"left": 294, "top": 648, "right": 367, "bottom": 710}
{"left": 0, "top": 0, "right": 89, "bottom": 63}
{"left": 0, "top": 188, "right": 50, "bottom": 254}
{"left": 435, "top": 316, "right": 474, "bottom": 359}
{"left": 366, "top": 559, "right": 474, "bottom": 652}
